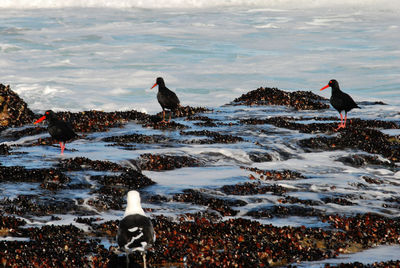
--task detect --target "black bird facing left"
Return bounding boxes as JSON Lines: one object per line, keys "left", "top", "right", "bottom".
{"left": 34, "top": 110, "right": 77, "bottom": 154}
{"left": 151, "top": 77, "right": 180, "bottom": 123}
{"left": 320, "top": 79, "right": 360, "bottom": 130}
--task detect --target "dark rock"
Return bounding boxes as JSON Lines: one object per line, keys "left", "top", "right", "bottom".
{"left": 173, "top": 189, "right": 247, "bottom": 216}
{"left": 0, "top": 144, "right": 10, "bottom": 155}
{"left": 0, "top": 84, "right": 35, "bottom": 127}
{"left": 220, "top": 182, "right": 288, "bottom": 196}
{"left": 248, "top": 151, "right": 273, "bottom": 162}
{"left": 231, "top": 87, "right": 329, "bottom": 110}
{"left": 0, "top": 166, "right": 70, "bottom": 190}
{"left": 241, "top": 166, "right": 306, "bottom": 181}
{"left": 103, "top": 133, "right": 171, "bottom": 144}
{"left": 180, "top": 130, "right": 244, "bottom": 144}
{"left": 337, "top": 154, "right": 395, "bottom": 168}
{"left": 139, "top": 153, "right": 201, "bottom": 171}
{"left": 299, "top": 128, "right": 400, "bottom": 162}
{"left": 91, "top": 169, "right": 155, "bottom": 190}
{"left": 57, "top": 157, "right": 124, "bottom": 172}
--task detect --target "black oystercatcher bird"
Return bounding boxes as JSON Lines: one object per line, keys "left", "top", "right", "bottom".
{"left": 320, "top": 79, "right": 360, "bottom": 130}
{"left": 151, "top": 77, "right": 180, "bottom": 123}
{"left": 34, "top": 110, "right": 77, "bottom": 154}
{"left": 117, "top": 190, "right": 155, "bottom": 268}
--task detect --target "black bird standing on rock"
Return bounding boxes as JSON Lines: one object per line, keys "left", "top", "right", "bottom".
{"left": 34, "top": 110, "right": 77, "bottom": 154}
{"left": 320, "top": 79, "right": 360, "bottom": 130}
{"left": 151, "top": 77, "right": 180, "bottom": 123}
{"left": 117, "top": 190, "right": 155, "bottom": 268}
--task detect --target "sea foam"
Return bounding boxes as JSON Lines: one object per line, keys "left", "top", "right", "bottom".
{"left": 1, "top": 0, "right": 399, "bottom": 10}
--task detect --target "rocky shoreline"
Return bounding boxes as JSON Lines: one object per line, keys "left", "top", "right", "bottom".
{"left": 0, "top": 84, "right": 399, "bottom": 267}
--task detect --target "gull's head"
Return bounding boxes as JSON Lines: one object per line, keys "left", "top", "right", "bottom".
{"left": 124, "top": 190, "right": 145, "bottom": 217}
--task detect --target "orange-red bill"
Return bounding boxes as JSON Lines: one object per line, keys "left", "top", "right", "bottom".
{"left": 151, "top": 83, "right": 157, "bottom": 89}
{"left": 34, "top": 115, "right": 46, "bottom": 124}
{"left": 319, "top": 84, "right": 329, "bottom": 91}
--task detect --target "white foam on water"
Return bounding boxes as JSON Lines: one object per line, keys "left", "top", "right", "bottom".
{"left": 299, "top": 245, "right": 400, "bottom": 267}
{"left": 0, "top": 5, "right": 398, "bottom": 113}
{"left": 1, "top": 0, "right": 399, "bottom": 10}
{"left": 0, "top": 237, "right": 30, "bottom": 242}
{"left": 143, "top": 166, "right": 248, "bottom": 193}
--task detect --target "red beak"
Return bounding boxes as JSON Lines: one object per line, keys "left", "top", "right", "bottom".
{"left": 151, "top": 83, "right": 157, "bottom": 89}
{"left": 34, "top": 115, "right": 46, "bottom": 124}
{"left": 319, "top": 84, "right": 329, "bottom": 91}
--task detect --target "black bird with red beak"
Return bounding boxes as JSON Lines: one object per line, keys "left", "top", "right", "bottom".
{"left": 151, "top": 77, "right": 180, "bottom": 123}
{"left": 320, "top": 79, "right": 360, "bottom": 130}
{"left": 34, "top": 110, "right": 77, "bottom": 154}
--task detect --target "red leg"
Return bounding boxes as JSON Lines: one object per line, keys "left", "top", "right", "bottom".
{"left": 343, "top": 112, "right": 348, "bottom": 128}
{"left": 167, "top": 111, "right": 172, "bottom": 122}
{"left": 59, "top": 142, "right": 65, "bottom": 154}
{"left": 161, "top": 110, "right": 167, "bottom": 123}
{"left": 335, "top": 113, "right": 345, "bottom": 131}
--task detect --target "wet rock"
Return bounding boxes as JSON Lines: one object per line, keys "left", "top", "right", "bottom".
{"left": 173, "top": 189, "right": 247, "bottom": 216}
{"left": 299, "top": 128, "right": 400, "bottom": 162}
{"left": 91, "top": 169, "right": 155, "bottom": 190}
{"left": 57, "top": 157, "right": 124, "bottom": 172}
{"left": 180, "top": 130, "right": 244, "bottom": 144}
{"left": 0, "top": 166, "right": 70, "bottom": 190}
{"left": 247, "top": 205, "right": 322, "bottom": 218}
{"left": 248, "top": 151, "right": 273, "bottom": 162}
{"left": 0, "top": 223, "right": 112, "bottom": 267}
{"left": 337, "top": 154, "right": 395, "bottom": 168}
{"left": 149, "top": 216, "right": 337, "bottom": 266}
{"left": 0, "top": 144, "right": 10, "bottom": 155}
{"left": 193, "top": 120, "right": 217, "bottom": 127}
{"left": 186, "top": 115, "right": 218, "bottom": 127}
{"left": 152, "top": 105, "right": 212, "bottom": 123}
{"left": 103, "top": 133, "right": 171, "bottom": 144}
{"left": 0, "top": 84, "right": 35, "bottom": 127}
{"left": 322, "top": 213, "right": 400, "bottom": 249}
{"left": 142, "top": 120, "right": 188, "bottom": 130}
{"left": 139, "top": 153, "right": 201, "bottom": 171}
{"left": 186, "top": 115, "right": 216, "bottom": 121}
{"left": 241, "top": 116, "right": 399, "bottom": 134}
{"left": 220, "top": 182, "right": 288, "bottom": 196}
{"left": 321, "top": 197, "right": 355, "bottom": 206}
{"left": 0, "top": 195, "right": 81, "bottom": 216}
{"left": 278, "top": 196, "right": 323, "bottom": 206}
{"left": 74, "top": 217, "right": 102, "bottom": 226}
{"left": 362, "top": 176, "right": 383, "bottom": 185}
{"left": 231, "top": 86, "right": 329, "bottom": 110}
{"left": 1, "top": 126, "right": 47, "bottom": 141}
{"left": 241, "top": 166, "right": 306, "bottom": 181}
{"left": 91, "top": 220, "right": 119, "bottom": 238}
{"left": 2, "top": 212, "right": 399, "bottom": 267}
{"left": 333, "top": 261, "right": 400, "bottom": 267}
{"left": 144, "top": 194, "right": 170, "bottom": 204}
{"left": 54, "top": 110, "right": 151, "bottom": 133}
{"left": 358, "top": 101, "right": 387, "bottom": 106}
{"left": 0, "top": 216, "right": 26, "bottom": 237}
{"left": 86, "top": 192, "right": 125, "bottom": 211}
{"left": 241, "top": 116, "right": 333, "bottom": 133}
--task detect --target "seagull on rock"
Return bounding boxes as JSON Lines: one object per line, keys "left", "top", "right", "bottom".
{"left": 117, "top": 190, "right": 155, "bottom": 268}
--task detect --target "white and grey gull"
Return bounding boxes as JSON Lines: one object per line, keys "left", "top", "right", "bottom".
{"left": 117, "top": 190, "right": 155, "bottom": 268}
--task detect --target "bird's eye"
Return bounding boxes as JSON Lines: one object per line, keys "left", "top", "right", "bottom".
{"left": 45, "top": 112, "right": 49, "bottom": 115}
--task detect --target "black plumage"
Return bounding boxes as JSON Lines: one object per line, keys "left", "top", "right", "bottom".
{"left": 320, "top": 79, "right": 360, "bottom": 130}
{"left": 117, "top": 190, "right": 155, "bottom": 268}
{"left": 34, "top": 110, "right": 77, "bottom": 154}
{"left": 151, "top": 77, "right": 180, "bottom": 122}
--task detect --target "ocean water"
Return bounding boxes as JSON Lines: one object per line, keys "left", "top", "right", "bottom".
{"left": 1, "top": 0, "right": 400, "bottom": 265}
{"left": 0, "top": 0, "right": 399, "bottom": 113}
